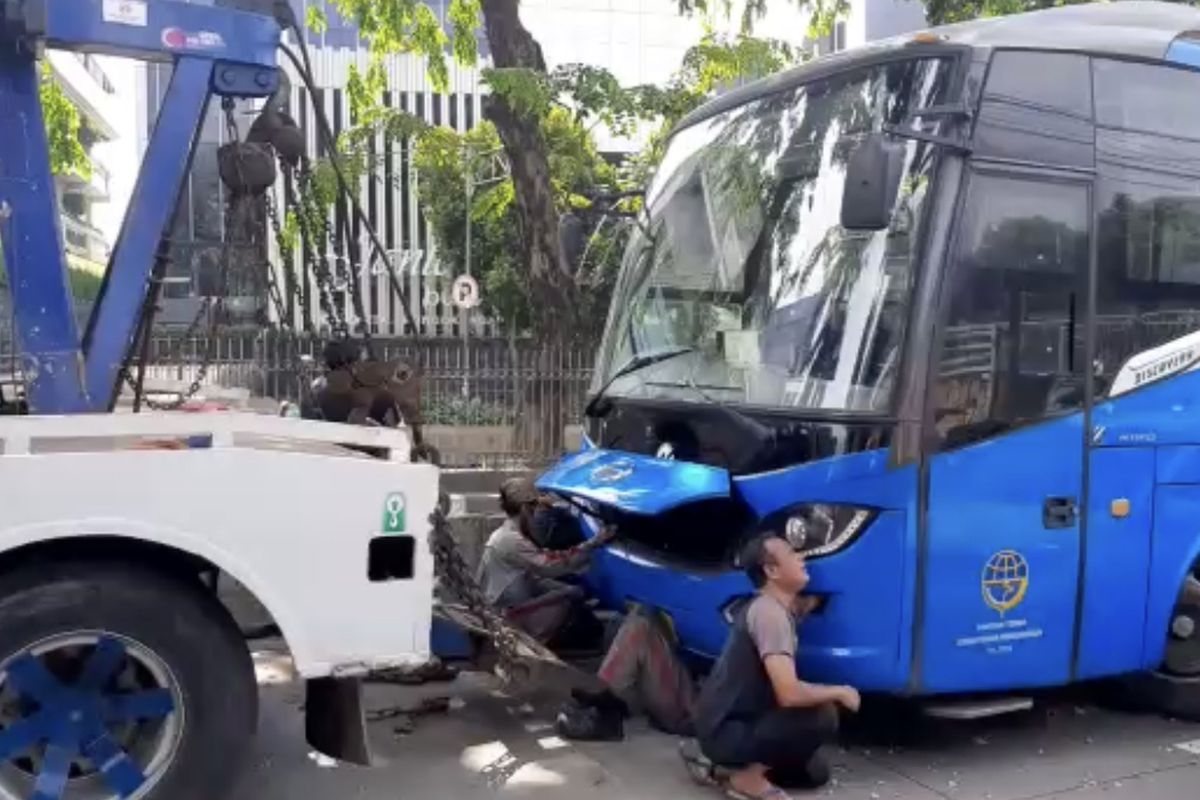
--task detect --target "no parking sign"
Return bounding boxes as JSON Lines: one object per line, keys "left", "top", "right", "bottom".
{"left": 451, "top": 275, "right": 480, "bottom": 310}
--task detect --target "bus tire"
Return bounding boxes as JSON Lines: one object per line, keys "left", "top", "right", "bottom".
{"left": 1115, "top": 671, "right": 1200, "bottom": 722}
{"left": 0, "top": 560, "right": 257, "bottom": 800}
{"left": 1115, "top": 562, "right": 1200, "bottom": 721}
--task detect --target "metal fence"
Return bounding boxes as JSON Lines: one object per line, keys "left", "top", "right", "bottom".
{"left": 134, "top": 331, "right": 597, "bottom": 467}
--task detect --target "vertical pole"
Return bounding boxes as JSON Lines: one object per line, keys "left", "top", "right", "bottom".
{"left": 0, "top": 48, "right": 88, "bottom": 412}
{"left": 129, "top": 248, "right": 170, "bottom": 412}
{"left": 462, "top": 143, "right": 472, "bottom": 400}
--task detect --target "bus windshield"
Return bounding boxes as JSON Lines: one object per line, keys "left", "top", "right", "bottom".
{"left": 593, "top": 56, "right": 956, "bottom": 415}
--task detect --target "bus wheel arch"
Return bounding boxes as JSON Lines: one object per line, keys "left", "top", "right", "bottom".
{"left": 1118, "top": 557, "right": 1200, "bottom": 721}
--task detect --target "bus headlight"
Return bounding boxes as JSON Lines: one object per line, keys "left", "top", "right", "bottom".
{"left": 779, "top": 504, "right": 875, "bottom": 558}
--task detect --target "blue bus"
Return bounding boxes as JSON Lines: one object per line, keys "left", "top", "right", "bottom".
{"left": 537, "top": 1, "right": 1200, "bottom": 719}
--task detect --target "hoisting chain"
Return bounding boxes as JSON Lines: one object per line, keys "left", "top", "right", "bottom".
{"left": 263, "top": 191, "right": 302, "bottom": 325}
{"left": 265, "top": 157, "right": 386, "bottom": 413}
{"left": 293, "top": 161, "right": 375, "bottom": 343}
{"left": 426, "top": 500, "right": 544, "bottom": 685}
{"left": 121, "top": 103, "right": 242, "bottom": 411}
{"left": 288, "top": 164, "right": 348, "bottom": 339}
{"left": 123, "top": 246, "right": 231, "bottom": 410}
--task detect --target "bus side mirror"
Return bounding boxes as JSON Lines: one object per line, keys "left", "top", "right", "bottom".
{"left": 841, "top": 133, "right": 904, "bottom": 231}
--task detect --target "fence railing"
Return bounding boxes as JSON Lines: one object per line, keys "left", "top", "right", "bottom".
{"left": 10, "top": 309, "right": 1200, "bottom": 465}
{"left": 129, "top": 331, "right": 597, "bottom": 467}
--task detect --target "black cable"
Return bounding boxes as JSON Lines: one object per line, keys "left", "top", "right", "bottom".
{"left": 334, "top": 187, "right": 376, "bottom": 354}
{"left": 278, "top": 40, "right": 421, "bottom": 337}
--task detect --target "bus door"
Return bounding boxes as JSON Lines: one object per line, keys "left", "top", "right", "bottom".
{"left": 919, "top": 167, "right": 1090, "bottom": 692}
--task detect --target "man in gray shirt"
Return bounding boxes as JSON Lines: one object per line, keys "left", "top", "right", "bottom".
{"left": 476, "top": 477, "right": 614, "bottom": 642}
{"left": 692, "top": 533, "right": 861, "bottom": 799}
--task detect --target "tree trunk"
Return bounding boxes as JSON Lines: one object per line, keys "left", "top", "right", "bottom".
{"left": 479, "top": 0, "right": 575, "bottom": 344}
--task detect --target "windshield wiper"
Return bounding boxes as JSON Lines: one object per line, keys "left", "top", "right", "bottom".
{"left": 584, "top": 347, "right": 696, "bottom": 418}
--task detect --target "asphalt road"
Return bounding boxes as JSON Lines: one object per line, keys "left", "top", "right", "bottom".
{"left": 230, "top": 656, "right": 1200, "bottom": 800}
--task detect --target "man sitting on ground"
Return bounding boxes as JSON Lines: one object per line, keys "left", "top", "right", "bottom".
{"left": 691, "top": 533, "right": 861, "bottom": 799}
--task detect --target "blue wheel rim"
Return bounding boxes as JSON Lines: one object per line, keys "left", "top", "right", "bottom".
{"left": 0, "top": 633, "right": 183, "bottom": 800}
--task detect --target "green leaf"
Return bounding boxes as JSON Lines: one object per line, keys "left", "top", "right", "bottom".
{"left": 39, "top": 63, "right": 91, "bottom": 180}
{"left": 347, "top": 57, "right": 389, "bottom": 123}
{"left": 674, "top": 0, "right": 845, "bottom": 41}
{"left": 449, "top": 0, "right": 482, "bottom": 67}
{"left": 330, "top": 0, "right": 480, "bottom": 94}
{"left": 412, "top": 3, "right": 450, "bottom": 91}
{"left": 306, "top": 4, "right": 328, "bottom": 34}
{"left": 483, "top": 68, "right": 555, "bottom": 119}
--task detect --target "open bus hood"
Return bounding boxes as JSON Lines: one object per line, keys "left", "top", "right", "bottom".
{"left": 535, "top": 448, "right": 731, "bottom": 516}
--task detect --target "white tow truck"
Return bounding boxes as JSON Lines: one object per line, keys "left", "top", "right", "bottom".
{"left": 0, "top": 411, "right": 439, "bottom": 799}
{"left": 0, "top": 2, "right": 451, "bottom": 798}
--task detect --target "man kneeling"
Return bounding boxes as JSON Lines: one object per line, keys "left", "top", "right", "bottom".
{"left": 692, "top": 533, "right": 861, "bottom": 798}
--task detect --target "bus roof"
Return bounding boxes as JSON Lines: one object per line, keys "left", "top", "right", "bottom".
{"left": 676, "top": 1, "right": 1200, "bottom": 132}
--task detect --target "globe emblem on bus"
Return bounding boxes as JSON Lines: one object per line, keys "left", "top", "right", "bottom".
{"left": 981, "top": 550, "right": 1029, "bottom": 616}
{"left": 591, "top": 459, "right": 634, "bottom": 484}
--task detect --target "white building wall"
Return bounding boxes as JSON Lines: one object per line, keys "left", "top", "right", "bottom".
{"left": 520, "top": 0, "right": 706, "bottom": 86}
{"left": 45, "top": 50, "right": 138, "bottom": 271}
{"left": 269, "top": 44, "right": 488, "bottom": 338}
{"left": 45, "top": 50, "right": 120, "bottom": 140}
{"left": 90, "top": 56, "right": 140, "bottom": 248}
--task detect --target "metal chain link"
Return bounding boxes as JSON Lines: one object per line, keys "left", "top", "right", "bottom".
{"left": 296, "top": 162, "right": 374, "bottom": 339}
{"left": 291, "top": 165, "right": 349, "bottom": 338}
{"left": 310, "top": 175, "right": 358, "bottom": 332}
{"left": 122, "top": 103, "right": 244, "bottom": 411}
{"left": 263, "top": 191, "right": 302, "bottom": 326}
{"left": 426, "top": 500, "right": 538, "bottom": 684}
{"left": 264, "top": 192, "right": 299, "bottom": 299}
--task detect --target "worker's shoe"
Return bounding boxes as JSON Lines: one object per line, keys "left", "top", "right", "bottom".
{"left": 555, "top": 690, "right": 626, "bottom": 741}
{"left": 570, "top": 686, "right": 629, "bottom": 719}
{"left": 768, "top": 751, "right": 832, "bottom": 790}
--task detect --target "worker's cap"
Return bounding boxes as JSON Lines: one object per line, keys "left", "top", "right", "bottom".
{"left": 323, "top": 340, "right": 361, "bottom": 370}
{"left": 499, "top": 476, "right": 540, "bottom": 507}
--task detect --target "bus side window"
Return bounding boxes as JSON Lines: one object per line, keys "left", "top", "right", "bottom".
{"left": 933, "top": 174, "right": 1089, "bottom": 451}
{"left": 1093, "top": 58, "right": 1200, "bottom": 396}
{"left": 1095, "top": 177, "right": 1200, "bottom": 397}
{"left": 974, "top": 50, "right": 1093, "bottom": 170}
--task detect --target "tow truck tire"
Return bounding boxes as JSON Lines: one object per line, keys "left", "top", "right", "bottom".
{"left": 0, "top": 560, "right": 257, "bottom": 800}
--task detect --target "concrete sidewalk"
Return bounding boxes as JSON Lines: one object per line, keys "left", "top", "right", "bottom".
{"left": 233, "top": 667, "right": 1200, "bottom": 800}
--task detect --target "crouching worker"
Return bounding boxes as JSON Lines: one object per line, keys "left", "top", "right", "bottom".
{"left": 690, "top": 533, "right": 860, "bottom": 799}
{"left": 557, "top": 603, "right": 697, "bottom": 741}
{"left": 477, "top": 477, "right": 615, "bottom": 645}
